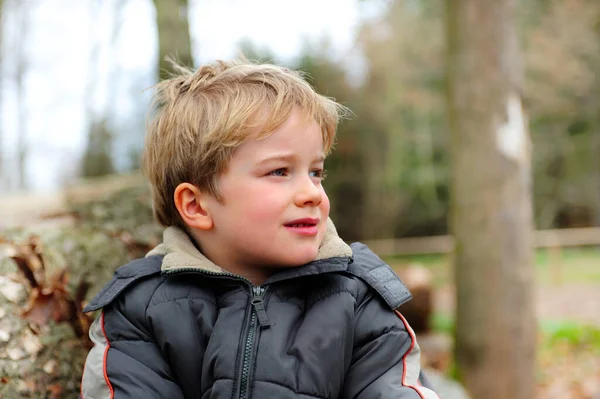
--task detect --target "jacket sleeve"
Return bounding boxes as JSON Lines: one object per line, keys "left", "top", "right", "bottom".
{"left": 341, "top": 293, "right": 439, "bottom": 399}
{"left": 80, "top": 261, "right": 185, "bottom": 399}
{"left": 80, "top": 306, "right": 185, "bottom": 399}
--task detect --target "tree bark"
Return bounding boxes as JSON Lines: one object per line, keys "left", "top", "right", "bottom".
{"left": 154, "top": 0, "right": 193, "bottom": 81}
{"left": 590, "top": 6, "right": 600, "bottom": 227}
{"left": 15, "top": 1, "right": 28, "bottom": 190}
{"left": 446, "top": 1, "right": 536, "bottom": 398}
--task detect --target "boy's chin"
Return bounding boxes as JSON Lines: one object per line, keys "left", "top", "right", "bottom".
{"left": 270, "top": 247, "right": 320, "bottom": 268}
{"left": 253, "top": 239, "right": 324, "bottom": 268}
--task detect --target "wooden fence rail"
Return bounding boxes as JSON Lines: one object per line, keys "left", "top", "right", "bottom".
{"left": 364, "top": 227, "right": 600, "bottom": 256}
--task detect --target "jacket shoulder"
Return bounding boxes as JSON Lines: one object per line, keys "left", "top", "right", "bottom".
{"left": 83, "top": 255, "right": 164, "bottom": 312}
{"left": 346, "top": 242, "right": 412, "bottom": 310}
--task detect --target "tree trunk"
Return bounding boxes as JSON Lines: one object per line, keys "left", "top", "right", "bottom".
{"left": 446, "top": 1, "right": 536, "bottom": 398}
{"left": 590, "top": 7, "right": 600, "bottom": 227}
{"left": 591, "top": 110, "right": 600, "bottom": 227}
{"left": 15, "top": 1, "right": 28, "bottom": 190}
{"left": 154, "top": 0, "right": 193, "bottom": 81}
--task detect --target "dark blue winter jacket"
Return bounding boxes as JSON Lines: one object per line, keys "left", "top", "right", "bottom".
{"left": 80, "top": 222, "right": 438, "bottom": 399}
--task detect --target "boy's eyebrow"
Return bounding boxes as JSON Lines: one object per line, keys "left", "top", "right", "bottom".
{"left": 258, "top": 153, "right": 325, "bottom": 164}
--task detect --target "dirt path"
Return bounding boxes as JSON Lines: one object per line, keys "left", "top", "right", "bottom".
{"left": 536, "top": 283, "right": 600, "bottom": 325}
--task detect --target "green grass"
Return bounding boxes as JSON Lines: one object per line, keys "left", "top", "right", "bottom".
{"left": 431, "top": 312, "right": 454, "bottom": 335}
{"left": 534, "top": 247, "right": 600, "bottom": 284}
{"left": 540, "top": 319, "right": 600, "bottom": 351}
{"left": 430, "top": 312, "right": 600, "bottom": 351}
{"left": 384, "top": 246, "right": 600, "bottom": 285}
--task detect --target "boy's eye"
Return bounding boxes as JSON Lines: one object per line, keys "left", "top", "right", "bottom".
{"left": 310, "top": 169, "right": 328, "bottom": 180}
{"left": 268, "top": 168, "right": 288, "bottom": 177}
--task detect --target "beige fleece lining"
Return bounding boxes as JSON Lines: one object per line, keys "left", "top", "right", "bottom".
{"left": 146, "top": 218, "right": 352, "bottom": 274}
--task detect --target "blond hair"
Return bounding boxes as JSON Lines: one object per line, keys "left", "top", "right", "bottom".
{"left": 142, "top": 59, "right": 348, "bottom": 228}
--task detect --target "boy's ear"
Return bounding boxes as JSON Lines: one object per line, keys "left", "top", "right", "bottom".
{"left": 174, "top": 183, "right": 214, "bottom": 230}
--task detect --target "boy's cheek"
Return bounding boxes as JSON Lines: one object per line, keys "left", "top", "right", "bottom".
{"left": 320, "top": 190, "right": 331, "bottom": 216}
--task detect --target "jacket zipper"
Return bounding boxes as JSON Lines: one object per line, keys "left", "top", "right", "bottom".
{"left": 239, "top": 286, "right": 270, "bottom": 399}
{"left": 162, "top": 268, "right": 271, "bottom": 399}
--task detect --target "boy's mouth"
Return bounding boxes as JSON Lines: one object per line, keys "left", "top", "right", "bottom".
{"left": 284, "top": 218, "right": 320, "bottom": 236}
{"left": 284, "top": 218, "right": 319, "bottom": 227}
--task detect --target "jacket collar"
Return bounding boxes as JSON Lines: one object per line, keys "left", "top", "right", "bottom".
{"left": 146, "top": 218, "right": 353, "bottom": 277}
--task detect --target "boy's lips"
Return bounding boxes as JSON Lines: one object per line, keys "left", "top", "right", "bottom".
{"left": 284, "top": 218, "right": 320, "bottom": 236}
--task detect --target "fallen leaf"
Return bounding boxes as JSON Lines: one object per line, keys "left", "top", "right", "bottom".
{"left": 21, "top": 288, "right": 73, "bottom": 327}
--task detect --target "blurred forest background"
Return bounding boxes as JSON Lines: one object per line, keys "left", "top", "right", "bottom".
{"left": 0, "top": 0, "right": 599, "bottom": 398}
{"left": 2, "top": 0, "right": 600, "bottom": 237}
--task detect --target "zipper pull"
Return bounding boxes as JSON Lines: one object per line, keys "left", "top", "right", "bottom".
{"left": 251, "top": 288, "right": 271, "bottom": 328}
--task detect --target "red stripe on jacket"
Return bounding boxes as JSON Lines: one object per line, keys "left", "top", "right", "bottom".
{"left": 395, "top": 310, "right": 440, "bottom": 399}
{"left": 101, "top": 312, "right": 115, "bottom": 399}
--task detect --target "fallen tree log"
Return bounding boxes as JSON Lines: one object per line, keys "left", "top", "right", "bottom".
{"left": 0, "top": 179, "right": 161, "bottom": 398}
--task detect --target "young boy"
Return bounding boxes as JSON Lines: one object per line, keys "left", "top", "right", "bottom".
{"left": 80, "top": 60, "right": 438, "bottom": 399}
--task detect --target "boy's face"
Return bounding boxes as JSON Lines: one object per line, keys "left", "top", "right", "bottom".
{"left": 201, "top": 107, "right": 330, "bottom": 279}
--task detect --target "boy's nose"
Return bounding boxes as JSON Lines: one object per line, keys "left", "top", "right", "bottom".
{"left": 294, "top": 176, "right": 323, "bottom": 207}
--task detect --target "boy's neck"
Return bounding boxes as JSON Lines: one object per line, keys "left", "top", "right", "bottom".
{"left": 187, "top": 228, "right": 275, "bottom": 285}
